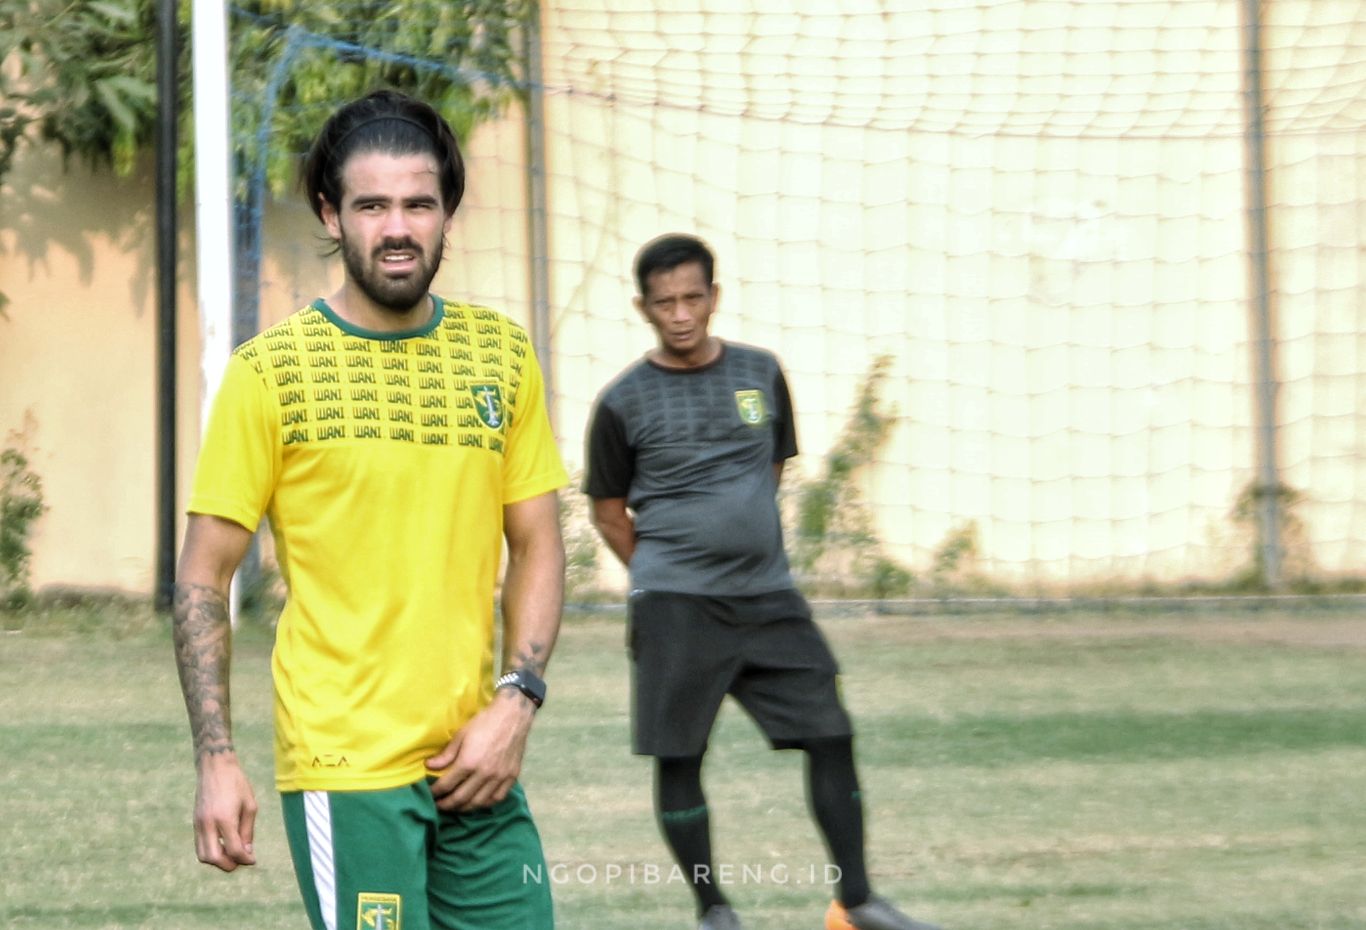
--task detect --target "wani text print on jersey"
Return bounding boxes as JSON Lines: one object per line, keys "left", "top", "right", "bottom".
{"left": 187, "top": 297, "right": 566, "bottom": 792}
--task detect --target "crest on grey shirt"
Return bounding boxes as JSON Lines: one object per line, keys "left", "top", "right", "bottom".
{"left": 734, "top": 389, "right": 769, "bottom": 426}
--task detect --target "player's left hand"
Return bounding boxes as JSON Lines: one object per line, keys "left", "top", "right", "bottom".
{"left": 426, "top": 690, "right": 536, "bottom": 812}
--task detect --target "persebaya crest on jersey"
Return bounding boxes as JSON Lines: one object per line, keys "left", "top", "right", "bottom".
{"left": 358, "top": 892, "right": 401, "bottom": 930}
{"left": 470, "top": 383, "right": 504, "bottom": 429}
{"left": 734, "top": 389, "right": 769, "bottom": 426}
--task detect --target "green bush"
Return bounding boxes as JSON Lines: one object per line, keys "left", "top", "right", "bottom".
{"left": 788, "top": 356, "right": 915, "bottom": 597}
{"left": 1, "top": 446, "right": 46, "bottom": 611}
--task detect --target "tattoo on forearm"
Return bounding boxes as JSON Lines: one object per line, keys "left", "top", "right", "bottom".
{"left": 509, "top": 640, "right": 548, "bottom": 677}
{"left": 171, "top": 582, "right": 235, "bottom": 762}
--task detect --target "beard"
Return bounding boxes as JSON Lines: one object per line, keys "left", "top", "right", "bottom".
{"left": 339, "top": 229, "right": 444, "bottom": 314}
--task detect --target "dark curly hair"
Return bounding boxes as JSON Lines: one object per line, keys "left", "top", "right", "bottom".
{"left": 301, "top": 89, "right": 465, "bottom": 221}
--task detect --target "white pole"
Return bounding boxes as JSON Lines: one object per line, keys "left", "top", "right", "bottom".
{"left": 192, "top": 0, "right": 241, "bottom": 624}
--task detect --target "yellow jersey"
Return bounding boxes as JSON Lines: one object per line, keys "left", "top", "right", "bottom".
{"left": 187, "top": 298, "right": 568, "bottom": 791}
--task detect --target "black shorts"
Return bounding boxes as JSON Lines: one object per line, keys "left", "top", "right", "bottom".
{"left": 627, "top": 588, "right": 853, "bottom": 757}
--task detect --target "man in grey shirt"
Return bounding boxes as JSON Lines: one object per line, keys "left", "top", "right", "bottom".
{"left": 583, "top": 234, "right": 941, "bottom": 930}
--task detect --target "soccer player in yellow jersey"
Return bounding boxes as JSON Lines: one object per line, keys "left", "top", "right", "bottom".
{"left": 172, "top": 90, "right": 567, "bottom": 930}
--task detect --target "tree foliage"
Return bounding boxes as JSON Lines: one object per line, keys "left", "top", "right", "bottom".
{"left": 229, "top": 0, "right": 531, "bottom": 199}
{"left": 1, "top": 0, "right": 530, "bottom": 312}
{"left": 1, "top": 0, "right": 171, "bottom": 181}
{"left": 0, "top": 0, "right": 531, "bottom": 193}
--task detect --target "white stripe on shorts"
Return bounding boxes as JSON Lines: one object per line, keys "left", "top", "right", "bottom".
{"left": 303, "top": 791, "right": 338, "bottom": 930}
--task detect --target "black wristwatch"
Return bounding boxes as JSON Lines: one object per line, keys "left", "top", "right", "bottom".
{"left": 495, "top": 668, "right": 546, "bottom": 709}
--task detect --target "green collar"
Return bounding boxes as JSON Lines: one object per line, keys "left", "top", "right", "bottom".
{"left": 310, "top": 295, "right": 445, "bottom": 340}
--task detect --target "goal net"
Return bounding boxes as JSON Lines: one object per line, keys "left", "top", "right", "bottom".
{"left": 239, "top": 1, "right": 1366, "bottom": 593}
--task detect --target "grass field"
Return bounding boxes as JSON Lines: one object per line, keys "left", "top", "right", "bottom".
{"left": 2, "top": 602, "right": 1364, "bottom": 929}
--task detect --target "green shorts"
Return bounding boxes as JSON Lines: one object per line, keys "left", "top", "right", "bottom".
{"left": 281, "top": 780, "right": 553, "bottom": 930}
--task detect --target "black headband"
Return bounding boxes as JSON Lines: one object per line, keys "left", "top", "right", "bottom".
{"left": 332, "top": 113, "right": 436, "bottom": 153}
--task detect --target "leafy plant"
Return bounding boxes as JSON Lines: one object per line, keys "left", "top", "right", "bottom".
{"left": 1, "top": 443, "right": 46, "bottom": 611}
{"left": 1228, "top": 479, "right": 1312, "bottom": 590}
{"left": 788, "top": 355, "right": 913, "bottom": 596}
{"left": 558, "top": 475, "right": 603, "bottom": 603}
{"left": 227, "top": 0, "right": 531, "bottom": 199}
{"left": 0, "top": 0, "right": 168, "bottom": 181}
{"left": 792, "top": 356, "right": 894, "bottom": 558}
{"left": 925, "top": 519, "right": 1006, "bottom": 596}
{"left": 869, "top": 556, "right": 913, "bottom": 599}
{"left": 931, "top": 520, "right": 978, "bottom": 580}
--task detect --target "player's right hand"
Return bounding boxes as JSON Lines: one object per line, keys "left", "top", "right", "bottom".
{"left": 192, "top": 752, "right": 258, "bottom": 872}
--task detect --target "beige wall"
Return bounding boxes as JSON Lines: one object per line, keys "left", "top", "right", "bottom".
{"left": 529, "top": 0, "right": 1366, "bottom": 585}
{"left": 0, "top": 112, "right": 530, "bottom": 595}
{"left": 0, "top": 151, "right": 201, "bottom": 593}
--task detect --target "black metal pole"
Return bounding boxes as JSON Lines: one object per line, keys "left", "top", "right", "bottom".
{"left": 154, "top": 0, "right": 178, "bottom": 611}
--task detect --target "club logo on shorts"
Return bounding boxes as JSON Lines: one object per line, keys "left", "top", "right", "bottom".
{"left": 470, "top": 383, "right": 505, "bottom": 429}
{"left": 358, "top": 892, "right": 401, "bottom": 930}
{"left": 734, "top": 389, "right": 769, "bottom": 426}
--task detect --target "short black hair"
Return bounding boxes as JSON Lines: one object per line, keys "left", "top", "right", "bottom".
{"left": 633, "top": 233, "right": 715, "bottom": 298}
{"left": 301, "top": 89, "right": 465, "bottom": 221}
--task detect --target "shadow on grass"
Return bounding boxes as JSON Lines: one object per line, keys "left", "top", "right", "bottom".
{"left": 873, "top": 705, "right": 1366, "bottom": 767}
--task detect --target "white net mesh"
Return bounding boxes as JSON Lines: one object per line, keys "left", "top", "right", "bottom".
{"left": 244, "top": 0, "right": 1366, "bottom": 590}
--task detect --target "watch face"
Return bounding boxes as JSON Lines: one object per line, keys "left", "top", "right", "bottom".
{"left": 499, "top": 670, "right": 545, "bottom": 706}
{"left": 520, "top": 670, "right": 546, "bottom": 702}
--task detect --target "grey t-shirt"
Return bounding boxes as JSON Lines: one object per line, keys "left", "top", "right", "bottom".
{"left": 583, "top": 342, "right": 798, "bottom": 596}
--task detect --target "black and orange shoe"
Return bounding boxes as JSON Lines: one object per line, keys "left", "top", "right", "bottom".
{"left": 826, "top": 896, "right": 942, "bottom": 930}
